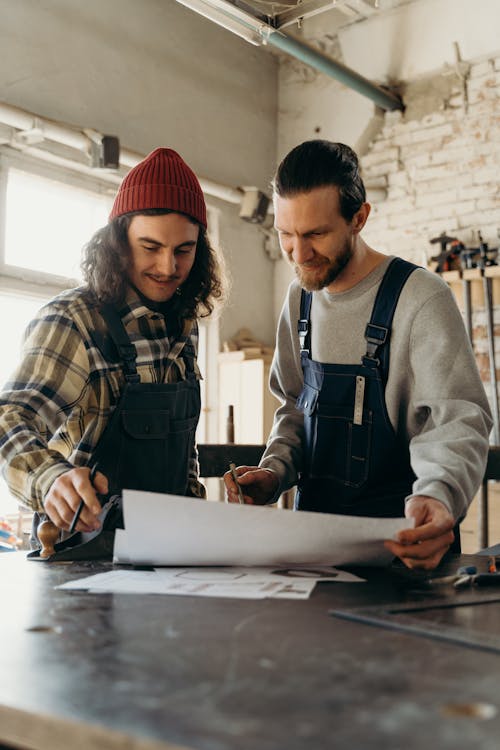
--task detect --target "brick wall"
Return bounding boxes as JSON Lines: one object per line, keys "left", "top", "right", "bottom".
{"left": 361, "top": 54, "right": 500, "bottom": 262}
{"left": 360, "top": 52, "right": 500, "bottom": 421}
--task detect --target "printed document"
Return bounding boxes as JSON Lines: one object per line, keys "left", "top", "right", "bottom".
{"left": 113, "top": 490, "right": 413, "bottom": 567}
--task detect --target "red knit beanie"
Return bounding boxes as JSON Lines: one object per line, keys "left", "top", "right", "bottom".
{"left": 109, "top": 147, "right": 207, "bottom": 228}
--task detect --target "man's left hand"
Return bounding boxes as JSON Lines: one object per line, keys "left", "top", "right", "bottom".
{"left": 384, "top": 495, "right": 455, "bottom": 570}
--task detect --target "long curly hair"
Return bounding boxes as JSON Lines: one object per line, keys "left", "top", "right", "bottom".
{"left": 81, "top": 209, "right": 225, "bottom": 319}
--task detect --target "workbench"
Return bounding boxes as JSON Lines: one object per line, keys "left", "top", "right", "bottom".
{"left": 2, "top": 551, "right": 500, "bottom": 750}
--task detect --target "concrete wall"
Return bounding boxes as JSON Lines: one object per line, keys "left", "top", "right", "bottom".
{"left": 0, "top": 0, "right": 278, "bottom": 345}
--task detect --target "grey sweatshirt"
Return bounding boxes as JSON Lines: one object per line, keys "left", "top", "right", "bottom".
{"left": 260, "top": 256, "right": 493, "bottom": 520}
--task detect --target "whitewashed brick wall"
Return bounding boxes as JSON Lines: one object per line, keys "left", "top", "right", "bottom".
{"left": 360, "top": 53, "right": 500, "bottom": 426}
{"left": 361, "top": 54, "right": 500, "bottom": 264}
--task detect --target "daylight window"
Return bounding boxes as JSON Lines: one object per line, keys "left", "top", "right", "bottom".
{"left": 4, "top": 168, "right": 112, "bottom": 282}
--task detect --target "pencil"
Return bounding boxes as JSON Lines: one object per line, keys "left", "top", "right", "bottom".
{"left": 229, "top": 462, "right": 245, "bottom": 504}
{"left": 69, "top": 463, "right": 99, "bottom": 534}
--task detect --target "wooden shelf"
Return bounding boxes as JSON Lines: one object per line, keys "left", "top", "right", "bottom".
{"left": 437, "top": 266, "right": 500, "bottom": 310}
{"left": 218, "top": 353, "right": 279, "bottom": 443}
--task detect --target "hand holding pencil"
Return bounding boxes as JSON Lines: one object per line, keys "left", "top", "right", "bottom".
{"left": 223, "top": 464, "right": 280, "bottom": 506}
{"left": 69, "top": 463, "right": 100, "bottom": 533}
{"left": 43, "top": 464, "right": 108, "bottom": 533}
{"left": 228, "top": 463, "right": 245, "bottom": 504}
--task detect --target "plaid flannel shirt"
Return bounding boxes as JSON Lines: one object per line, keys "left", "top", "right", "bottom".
{"left": 0, "top": 286, "right": 205, "bottom": 512}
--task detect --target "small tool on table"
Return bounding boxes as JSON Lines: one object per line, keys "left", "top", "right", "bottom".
{"left": 429, "top": 562, "right": 500, "bottom": 589}
{"left": 428, "top": 566, "right": 477, "bottom": 588}
{"left": 229, "top": 462, "right": 245, "bottom": 504}
{"left": 69, "top": 463, "right": 99, "bottom": 534}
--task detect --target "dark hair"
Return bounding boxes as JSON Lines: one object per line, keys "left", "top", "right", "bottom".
{"left": 273, "top": 140, "right": 366, "bottom": 221}
{"left": 81, "top": 209, "right": 225, "bottom": 319}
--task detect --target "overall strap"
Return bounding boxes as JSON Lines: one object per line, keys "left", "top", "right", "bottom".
{"left": 181, "top": 335, "right": 196, "bottom": 374}
{"left": 99, "top": 303, "right": 140, "bottom": 384}
{"left": 298, "top": 290, "right": 313, "bottom": 356}
{"left": 163, "top": 317, "right": 198, "bottom": 381}
{"left": 363, "top": 257, "right": 418, "bottom": 375}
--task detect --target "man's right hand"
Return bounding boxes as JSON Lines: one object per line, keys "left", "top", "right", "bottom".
{"left": 44, "top": 467, "right": 109, "bottom": 532}
{"left": 223, "top": 465, "right": 279, "bottom": 505}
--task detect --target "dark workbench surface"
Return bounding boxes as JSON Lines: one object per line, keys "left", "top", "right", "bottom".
{"left": 2, "top": 551, "right": 500, "bottom": 750}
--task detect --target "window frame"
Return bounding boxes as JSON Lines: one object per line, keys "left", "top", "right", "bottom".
{"left": 0, "top": 148, "right": 117, "bottom": 290}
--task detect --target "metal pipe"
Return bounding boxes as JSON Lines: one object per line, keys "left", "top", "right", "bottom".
{"left": 463, "top": 276, "right": 473, "bottom": 341}
{"left": 479, "top": 480, "right": 489, "bottom": 549}
{"left": 483, "top": 271, "right": 500, "bottom": 444}
{"left": 0, "top": 101, "right": 88, "bottom": 151}
{"left": 266, "top": 31, "right": 403, "bottom": 111}
{"left": 6, "top": 142, "right": 123, "bottom": 185}
{"left": 0, "top": 101, "right": 241, "bottom": 205}
{"left": 175, "top": 0, "right": 403, "bottom": 111}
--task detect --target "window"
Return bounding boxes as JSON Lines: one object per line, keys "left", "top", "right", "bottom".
{"left": 0, "top": 290, "right": 50, "bottom": 515}
{"left": 0, "top": 155, "right": 114, "bottom": 521}
{"left": 2, "top": 163, "right": 113, "bottom": 284}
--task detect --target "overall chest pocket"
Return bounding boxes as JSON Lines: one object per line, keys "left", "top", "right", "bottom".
{"left": 117, "top": 410, "right": 199, "bottom": 495}
{"left": 297, "top": 384, "right": 372, "bottom": 488}
{"left": 121, "top": 409, "right": 170, "bottom": 438}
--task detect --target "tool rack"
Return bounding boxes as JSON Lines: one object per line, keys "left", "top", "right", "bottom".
{"left": 442, "top": 266, "right": 500, "bottom": 549}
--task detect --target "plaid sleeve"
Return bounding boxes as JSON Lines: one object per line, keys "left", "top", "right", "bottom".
{"left": 0, "top": 306, "right": 90, "bottom": 512}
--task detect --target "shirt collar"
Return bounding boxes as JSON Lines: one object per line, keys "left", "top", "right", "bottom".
{"left": 118, "top": 285, "right": 162, "bottom": 324}
{"left": 118, "top": 285, "right": 194, "bottom": 339}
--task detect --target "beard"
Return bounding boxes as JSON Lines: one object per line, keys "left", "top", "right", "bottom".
{"left": 293, "top": 243, "right": 353, "bottom": 291}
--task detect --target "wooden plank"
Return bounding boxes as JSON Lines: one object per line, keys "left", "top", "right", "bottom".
{"left": 198, "top": 443, "right": 265, "bottom": 477}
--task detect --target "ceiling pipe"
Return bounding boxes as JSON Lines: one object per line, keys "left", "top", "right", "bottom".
{"left": 0, "top": 101, "right": 241, "bottom": 205}
{"left": 176, "top": 0, "right": 403, "bottom": 111}
{"left": 266, "top": 30, "right": 403, "bottom": 111}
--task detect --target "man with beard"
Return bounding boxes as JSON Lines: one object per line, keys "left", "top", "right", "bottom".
{"left": 225, "top": 140, "right": 491, "bottom": 571}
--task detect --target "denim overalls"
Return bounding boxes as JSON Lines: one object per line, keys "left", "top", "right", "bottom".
{"left": 295, "top": 257, "right": 418, "bottom": 517}
{"left": 90, "top": 303, "right": 201, "bottom": 497}
{"left": 31, "top": 303, "right": 200, "bottom": 548}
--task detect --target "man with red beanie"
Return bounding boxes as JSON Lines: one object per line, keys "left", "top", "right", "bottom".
{"left": 0, "top": 147, "right": 224, "bottom": 547}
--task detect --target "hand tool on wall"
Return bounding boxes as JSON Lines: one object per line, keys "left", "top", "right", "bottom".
{"left": 478, "top": 231, "right": 500, "bottom": 444}
{"left": 428, "top": 231, "right": 500, "bottom": 440}
{"left": 454, "top": 240, "right": 474, "bottom": 342}
{"left": 429, "top": 233, "right": 461, "bottom": 272}
{"left": 429, "top": 234, "right": 473, "bottom": 341}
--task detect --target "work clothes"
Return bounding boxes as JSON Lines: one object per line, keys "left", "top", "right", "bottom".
{"left": 91, "top": 302, "right": 201, "bottom": 497}
{"left": 296, "top": 257, "right": 417, "bottom": 516}
{"left": 0, "top": 286, "right": 204, "bottom": 513}
{"left": 260, "top": 255, "right": 492, "bottom": 521}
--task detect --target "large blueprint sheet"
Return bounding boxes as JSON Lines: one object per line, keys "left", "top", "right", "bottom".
{"left": 114, "top": 490, "right": 413, "bottom": 567}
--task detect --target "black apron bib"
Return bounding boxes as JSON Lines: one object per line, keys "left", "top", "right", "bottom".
{"left": 92, "top": 303, "right": 200, "bottom": 497}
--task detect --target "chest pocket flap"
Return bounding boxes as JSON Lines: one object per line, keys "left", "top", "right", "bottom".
{"left": 121, "top": 410, "right": 170, "bottom": 439}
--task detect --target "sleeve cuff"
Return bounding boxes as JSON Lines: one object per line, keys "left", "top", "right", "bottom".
{"left": 405, "top": 481, "right": 456, "bottom": 519}
{"left": 29, "top": 460, "right": 74, "bottom": 511}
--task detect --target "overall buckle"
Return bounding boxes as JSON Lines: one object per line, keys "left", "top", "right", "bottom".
{"left": 298, "top": 318, "right": 309, "bottom": 354}
{"left": 363, "top": 323, "right": 388, "bottom": 366}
